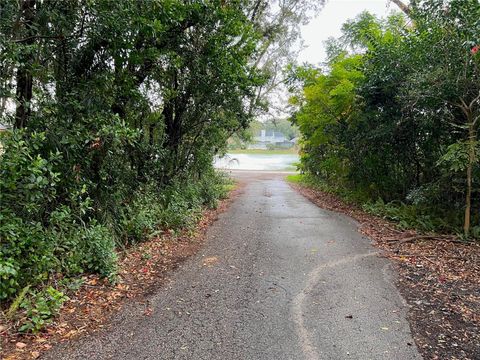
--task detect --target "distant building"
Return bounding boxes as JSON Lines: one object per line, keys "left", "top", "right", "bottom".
{"left": 249, "top": 129, "right": 294, "bottom": 149}
{"left": 254, "top": 129, "right": 286, "bottom": 143}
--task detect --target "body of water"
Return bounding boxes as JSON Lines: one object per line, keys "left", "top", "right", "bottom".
{"left": 214, "top": 153, "right": 299, "bottom": 171}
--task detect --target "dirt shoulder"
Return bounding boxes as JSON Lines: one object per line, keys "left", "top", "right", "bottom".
{"left": 0, "top": 185, "right": 244, "bottom": 360}
{"left": 289, "top": 182, "right": 480, "bottom": 360}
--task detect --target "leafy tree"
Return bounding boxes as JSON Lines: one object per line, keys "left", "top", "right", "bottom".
{"left": 290, "top": 1, "right": 480, "bottom": 236}
{"left": 402, "top": 0, "right": 480, "bottom": 235}
{"left": 288, "top": 54, "right": 364, "bottom": 181}
{"left": 0, "top": 0, "right": 321, "bottom": 303}
{"left": 246, "top": 0, "right": 324, "bottom": 120}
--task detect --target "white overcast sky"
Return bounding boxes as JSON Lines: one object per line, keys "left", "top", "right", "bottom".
{"left": 298, "top": 0, "right": 403, "bottom": 64}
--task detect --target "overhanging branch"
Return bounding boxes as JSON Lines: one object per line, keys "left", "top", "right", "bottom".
{"left": 391, "top": 0, "right": 411, "bottom": 16}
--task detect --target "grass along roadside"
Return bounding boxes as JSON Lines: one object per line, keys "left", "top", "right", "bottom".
{"left": 287, "top": 174, "right": 480, "bottom": 360}
{"left": 0, "top": 177, "right": 240, "bottom": 360}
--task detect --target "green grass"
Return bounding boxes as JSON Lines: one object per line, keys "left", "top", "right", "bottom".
{"left": 287, "top": 173, "right": 373, "bottom": 203}
{"left": 228, "top": 148, "right": 298, "bottom": 155}
{"left": 223, "top": 183, "right": 237, "bottom": 192}
{"left": 285, "top": 174, "right": 304, "bottom": 183}
{"left": 285, "top": 173, "right": 329, "bottom": 191}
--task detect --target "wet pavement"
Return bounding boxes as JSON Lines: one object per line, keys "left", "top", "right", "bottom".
{"left": 214, "top": 153, "right": 299, "bottom": 171}
{"left": 44, "top": 171, "right": 421, "bottom": 360}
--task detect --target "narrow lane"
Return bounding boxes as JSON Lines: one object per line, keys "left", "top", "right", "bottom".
{"left": 44, "top": 172, "right": 421, "bottom": 360}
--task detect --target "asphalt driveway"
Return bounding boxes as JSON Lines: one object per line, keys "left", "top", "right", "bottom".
{"left": 44, "top": 171, "right": 421, "bottom": 360}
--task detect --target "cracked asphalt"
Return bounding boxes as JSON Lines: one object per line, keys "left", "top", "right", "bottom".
{"left": 44, "top": 171, "right": 421, "bottom": 360}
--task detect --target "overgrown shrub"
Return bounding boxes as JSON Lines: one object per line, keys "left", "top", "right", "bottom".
{"left": 0, "top": 132, "right": 232, "bottom": 303}
{"left": 82, "top": 224, "right": 118, "bottom": 279}
{"left": 198, "top": 170, "right": 234, "bottom": 208}
{"left": 18, "top": 286, "right": 68, "bottom": 333}
{"left": 118, "top": 191, "right": 165, "bottom": 244}
{"left": 0, "top": 215, "right": 56, "bottom": 298}
{"left": 289, "top": 2, "right": 480, "bottom": 236}
{"left": 0, "top": 258, "right": 19, "bottom": 301}
{"left": 362, "top": 199, "right": 452, "bottom": 233}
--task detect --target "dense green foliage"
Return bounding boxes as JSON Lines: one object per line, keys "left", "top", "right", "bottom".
{"left": 289, "top": 0, "right": 480, "bottom": 236}
{"left": 0, "top": 0, "right": 320, "bottom": 306}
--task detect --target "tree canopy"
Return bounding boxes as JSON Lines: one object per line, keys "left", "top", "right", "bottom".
{"left": 289, "top": 0, "right": 480, "bottom": 236}
{"left": 0, "top": 0, "right": 323, "bottom": 304}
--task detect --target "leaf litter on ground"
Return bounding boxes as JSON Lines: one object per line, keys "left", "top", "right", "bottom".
{"left": 290, "top": 182, "right": 480, "bottom": 360}
{"left": 0, "top": 184, "right": 243, "bottom": 360}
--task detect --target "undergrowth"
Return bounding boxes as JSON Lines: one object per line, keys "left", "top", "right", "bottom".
{"left": 287, "top": 174, "right": 479, "bottom": 238}
{"left": 0, "top": 168, "right": 234, "bottom": 332}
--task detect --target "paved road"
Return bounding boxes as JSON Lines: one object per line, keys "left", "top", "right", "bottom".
{"left": 44, "top": 172, "right": 421, "bottom": 360}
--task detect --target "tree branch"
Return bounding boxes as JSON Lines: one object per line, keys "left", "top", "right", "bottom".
{"left": 391, "top": 0, "right": 411, "bottom": 16}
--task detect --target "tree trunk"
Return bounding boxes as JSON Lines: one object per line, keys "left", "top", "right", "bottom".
{"left": 14, "top": 0, "right": 36, "bottom": 129}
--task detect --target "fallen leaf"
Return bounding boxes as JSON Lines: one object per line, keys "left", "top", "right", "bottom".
{"left": 3, "top": 355, "right": 18, "bottom": 360}
{"left": 63, "top": 329, "right": 78, "bottom": 339}
{"left": 16, "top": 342, "right": 27, "bottom": 349}
{"left": 203, "top": 256, "right": 218, "bottom": 267}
